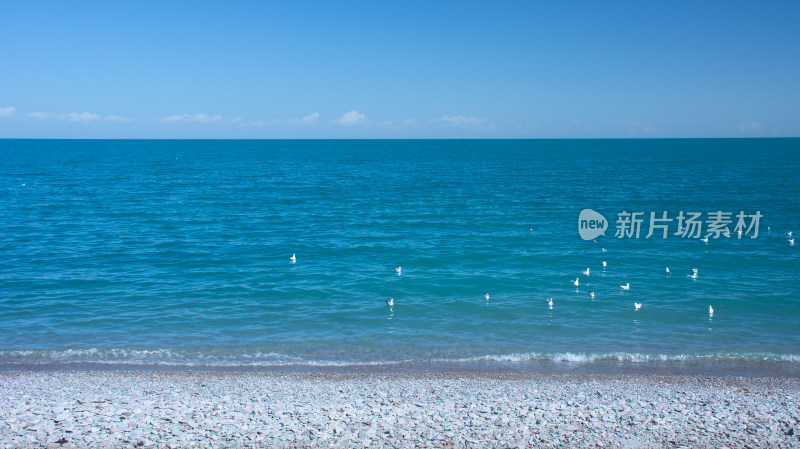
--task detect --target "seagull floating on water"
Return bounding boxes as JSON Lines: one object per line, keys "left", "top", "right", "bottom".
{"left": 588, "top": 291, "right": 595, "bottom": 300}
{"left": 665, "top": 267, "right": 671, "bottom": 275}
{"left": 570, "top": 278, "right": 579, "bottom": 287}
{"left": 787, "top": 231, "right": 793, "bottom": 237}
{"left": 602, "top": 248, "right": 608, "bottom": 253}
{"left": 289, "top": 253, "right": 296, "bottom": 263}
{"left": 620, "top": 283, "right": 630, "bottom": 290}
{"left": 386, "top": 298, "right": 394, "bottom": 307}
{"left": 708, "top": 305, "right": 714, "bottom": 317}
{"left": 789, "top": 238, "right": 795, "bottom": 246}
{"left": 700, "top": 237, "right": 709, "bottom": 244}
{"left": 547, "top": 298, "right": 554, "bottom": 309}
{"left": 634, "top": 302, "right": 642, "bottom": 310}
{"left": 581, "top": 268, "right": 590, "bottom": 276}
{"left": 602, "top": 261, "right": 607, "bottom": 268}
{"left": 484, "top": 293, "right": 490, "bottom": 300}
{"left": 688, "top": 268, "right": 698, "bottom": 279}
{"left": 394, "top": 267, "right": 402, "bottom": 275}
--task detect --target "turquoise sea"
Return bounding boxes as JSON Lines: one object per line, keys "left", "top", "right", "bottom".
{"left": 1, "top": 139, "right": 799, "bottom": 374}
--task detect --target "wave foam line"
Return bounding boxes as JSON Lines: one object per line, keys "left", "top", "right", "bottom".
{"left": 448, "top": 351, "right": 800, "bottom": 364}
{"left": 1, "top": 348, "right": 799, "bottom": 367}
{"left": 0, "top": 348, "right": 410, "bottom": 367}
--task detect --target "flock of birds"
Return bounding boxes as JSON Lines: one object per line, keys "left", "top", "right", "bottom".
{"left": 552, "top": 263, "right": 709, "bottom": 315}
{"left": 287, "top": 229, "right": 795, "bottom": 319}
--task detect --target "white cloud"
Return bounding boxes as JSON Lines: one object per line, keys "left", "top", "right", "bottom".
{"left": 104, "top": 115, "right": 135, "bottom": 123}
{"left": 334, "top": 110, "right": 365, "bottom": 125}
{"left": 28, "top": 111, "right": 100, "bottom": 122}
{"left": 431, "top": 115, "right": 486, "bottom": 128}
{"left": 286, "top": 112, "right": 320, "bottom": 125}
{"left": 0, "top": 106, "right": 16, "bottom": 117}
{"left": 69, "top": 112, "right": 101, "bottom": 122}
{"left": 302, "top": 112, "right": 319, "bottom": 123}
{"left": 161, "top": 113, "right": 223, "bottom": 124}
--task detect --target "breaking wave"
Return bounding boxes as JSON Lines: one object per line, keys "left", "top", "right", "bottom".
{"left": 1, "top": 348, "right": 798, "bottom": 369}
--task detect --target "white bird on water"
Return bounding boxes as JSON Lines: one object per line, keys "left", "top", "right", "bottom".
{"left": 394, "top": 267, "right": 402, "bottom": 275}
{"left": 634, "top": 302, "right": 642, "bottom": 310}
{"left": 386, "top": 298, "right": 394, "bottom": 307}
{"left": 547, "top": 298, "right": 554, "bottom": 309}
{"left": 789, "top": 238, "right": 795, "bottom": 246}
{"left": 602, "top": 248, "right": 608, "bottom": 253}
{"left": 570, "top": 278, "right": 580, "bottom": 287}
{"left": 700, "top": 236, "right": 709, "bottom": 244}
{"left": 787, "top": 231, "right": 794, "bottom": 237}
{"left": 289, "top": 253, "right": 296, "bottom": 263}
{"left": 602, "top": 261, "right": 607, "bottom": 268}
{"left": 484, "top": 293, "right": 490, "bottom": 300}
{"left": 688, "top": 268, "right": 699, "bottom": 279}
{"left": 581, "top": 268, "right": 590, "bottom": 276}
{"left": 588, "top": 291, "right": 595, "bottom": 300}
{"left": 666, "top": 267, "right": 671, "bottom": 275}
{"left": 708, "top": 305, "right": 714, "bottom": 317}
{"left": 620, "top": 283, "right": 630, "bottom": 290}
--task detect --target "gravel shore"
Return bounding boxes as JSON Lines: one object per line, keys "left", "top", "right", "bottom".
{"left": 1, "top": 371, "right": 799, "bottom": 448}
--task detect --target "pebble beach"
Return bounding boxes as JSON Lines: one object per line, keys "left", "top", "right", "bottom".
{"left": 2, "top": 371, "right": 799, "bottom": 448}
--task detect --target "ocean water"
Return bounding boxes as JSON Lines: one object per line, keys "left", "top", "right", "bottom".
{"left": 1, "top": 139, "right": 799, "bottom": 373}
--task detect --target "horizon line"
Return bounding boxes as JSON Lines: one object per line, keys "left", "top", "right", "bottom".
{"left": 1, "top": 136, "right": 798, "bottom": 141}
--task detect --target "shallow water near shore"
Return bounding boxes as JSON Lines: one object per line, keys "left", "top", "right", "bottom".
{"left": 1, "top": 138, "right": 799, "bottom": 374}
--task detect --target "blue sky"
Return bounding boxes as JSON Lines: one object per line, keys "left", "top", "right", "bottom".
{"left": 1, "top": 1, "right": 798, "bottom": 138}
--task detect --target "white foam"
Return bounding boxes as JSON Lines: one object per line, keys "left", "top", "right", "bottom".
{"left": 2, "top": 349, "right": 799, "bottom": 367}
{"left": 443, "top": 351, "right": 800, "bottom": 364}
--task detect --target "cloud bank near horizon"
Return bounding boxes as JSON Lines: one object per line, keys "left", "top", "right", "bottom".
{"left": 0, "top": 105, "right": 787, "bottom": 139}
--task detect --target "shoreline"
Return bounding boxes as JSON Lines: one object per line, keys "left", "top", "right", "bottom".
{"left": 3, "top": 357, "right": 800, "bottom": 379}
{"left": 2, "top": 371, "right": 799, "bottom": 448}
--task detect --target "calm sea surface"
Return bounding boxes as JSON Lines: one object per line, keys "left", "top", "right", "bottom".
{"left": 1, "top": 139, "right": 799, "bottom": 373}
